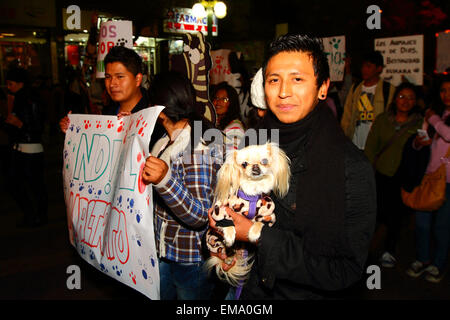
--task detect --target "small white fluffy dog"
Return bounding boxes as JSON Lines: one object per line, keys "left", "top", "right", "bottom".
{"left": 206, "top": 142, "right": 290, "bottom": 286}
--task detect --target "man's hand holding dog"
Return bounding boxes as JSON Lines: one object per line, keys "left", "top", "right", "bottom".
{"left": 142, "top": 155, "right": 168, "bottom": 185}
{"left": 208, "top": 207, "right": 256, "bottom": 243}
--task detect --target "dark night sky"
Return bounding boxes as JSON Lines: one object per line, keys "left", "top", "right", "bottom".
{"left": 60, "top": 0, "right": 450, "bottom": 74}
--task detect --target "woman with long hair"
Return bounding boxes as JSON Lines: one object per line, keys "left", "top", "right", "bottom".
{"left": 211, "top": 82, "right": 245, "bottom": 150}
{"left": 364, "top": 82, "right": 423, "bottom": 268}
{"left": 406, "top": 75, "right": 450, "bottom": 283}
{"left": 142, "top": 71, "right": 220, "bottom": 299}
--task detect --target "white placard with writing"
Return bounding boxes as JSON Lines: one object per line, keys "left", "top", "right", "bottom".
{"left": 96, "top": 20, "right": 133, "bottom": 78}
{"left": 62, "top": 106, "right": 164, "bottom": 299}
{"left": 375, "top": 34, "right": 424, "bottom": 86}
{"left": 322, "top": 35, "right": 346, "bottom": 82}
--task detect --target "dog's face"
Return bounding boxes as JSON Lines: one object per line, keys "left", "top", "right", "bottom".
{"left": 215, "top": 142, "right": 290, "bottom": 201}
{"left": 234, "top": 144, "right": 275, "bottom": 184}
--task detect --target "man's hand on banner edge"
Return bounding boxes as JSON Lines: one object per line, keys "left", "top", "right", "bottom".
{"left": 142, "top": 154, "right": 169, "bottom": 185}
{"left": 59, "top": 111, "right": 72, "bottom": 134}
{"left": 117, "top": 111, "right": 131, "bottom": 119}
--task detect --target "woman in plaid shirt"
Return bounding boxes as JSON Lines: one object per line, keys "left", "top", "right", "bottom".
{"left": 142, "top": 71, "right": 222, "bottom": 300}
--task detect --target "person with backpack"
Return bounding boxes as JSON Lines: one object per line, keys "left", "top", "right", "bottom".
{"left": 341, "top": 50, "right": 396, "bottom": 150}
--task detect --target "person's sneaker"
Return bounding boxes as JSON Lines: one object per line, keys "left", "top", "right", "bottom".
{"left": 380, "top": 252, "right": 396, "bottom": 268}
{"left": 425, "top": 265, "right": 444, "bottom": 283}
{"left": 406, "top": 261, "right": 430, "bottom": 278}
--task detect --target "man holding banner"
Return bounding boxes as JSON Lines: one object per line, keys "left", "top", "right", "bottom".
{"left": 341, "top": 50, "right": 396, "bottom": 150}
{"left": 60, "top": 46, "right": 149, "bottom": 132}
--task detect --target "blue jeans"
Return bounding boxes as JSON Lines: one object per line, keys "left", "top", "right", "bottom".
{"left": 159, "top": 258, "right": 214, "bottom": 300}
{"left": 414, "top": 183, "right": 450, "bottom": 270}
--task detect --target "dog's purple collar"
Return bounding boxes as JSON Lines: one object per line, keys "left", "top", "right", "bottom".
{"left": 237, "top": 190, "right": 261, "bottom": 220}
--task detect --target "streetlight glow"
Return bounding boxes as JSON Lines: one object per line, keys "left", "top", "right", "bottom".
{"left": 192, "top": 3, "right": 207, "bottom": 18}
{"left": 192, "top": 1, "right": 227, "bottom": 19}
{"left": 214, "top": 2, "right": 227, "bottom": 19}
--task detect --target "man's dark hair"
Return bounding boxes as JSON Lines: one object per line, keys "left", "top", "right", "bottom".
{"left": 262, "top": 34, "right": 330, "bottom": 87}
{"left": 104, "top": 46, "right": 143, "bottom": 76}
{"left": 362, "top": 50, "right": 384, "bottom": 67}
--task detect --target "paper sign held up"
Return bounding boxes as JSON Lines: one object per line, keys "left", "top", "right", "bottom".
{"left": 62, "top": 106, "right": 164, "bottom": 299}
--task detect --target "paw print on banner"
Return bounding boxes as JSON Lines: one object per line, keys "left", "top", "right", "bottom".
{"left": 89, "top": 249, "right": 95, "bottom": 260}
{"left": 129, "top": 272, "right": 137, "bottom": 285}
{"left": 87, "top": 185, "right": 95, "bottom": 194}
{"left": 84, "top": 120, "right": 92, "bottom": 130}
{"left": 137, "top": 258, "right": 153, "bottom": 284}
{"left": 126, "top": 197, "right": 135, "bottom": 212}
{"left": 329, "top": 38, "right": 341, "bottom": 50}
{"left": 141, "top": 264, "right": 153, "bottom": 285}
{"left": 112, "top": 265, "right": 123, "bottom": 277}
{"left": 116, "top": 38, "right": 128, "bottom": 46}
{"left": 69, "top": 124, "right": 74, "bottom": 132}
{"left": 132, "top": 234, "right": 142, "bottom": 247}
{"left": 136, "top": 114, "right": 144, "bottom": 128}
{"left": 135, "top": 210, "right": 143, "bottom": 223}
{"left": 150, "top": 255, "right": 156, "bottom": 268}
{"left": 96, "top": 120, "right": 102, "bottom": 128}
{"left": 107, "top": 120, "right": 114, "bottom": 129}
{"left": 76, "top": 126, "right": 81, "bottom": 133}
{"left": 117, "top": 120, "right": 124, "bottom": 133}
{"left": 78, "top": 183, "right": 85, "bottom": 191}
{"left": 138, "top": 120, "right": 148, "bottom": 137}
{"left": 100, "top": 263, "right": 109, "bottom": 273}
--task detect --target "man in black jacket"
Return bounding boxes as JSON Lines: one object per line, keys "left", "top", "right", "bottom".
{"left": 209, "top": 34, "right": 377, "bottom": 299}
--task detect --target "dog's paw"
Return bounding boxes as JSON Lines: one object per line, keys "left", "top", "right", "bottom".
{"left": 206, "top": 229, "right": 226, "bottom": 254}
{"left": 222, "top": 227, "right": 236, "bottom": 247}
{"left": 248, "top": 222, "right": 264, "bottom": 243}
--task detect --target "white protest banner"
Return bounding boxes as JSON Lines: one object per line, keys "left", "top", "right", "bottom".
{"left": 436, "top": 31, "right": 450, "bottom": 73}
{"left": 322, "top": 35, "right": 346, "bottom": 82}
{"left": 210, "top": 49, "right": 232, "bottom": 85}
{"left": 375, "top": 34, "right": 424, "bottom": 86}
{"left": 62, "top": 106, "right": 165, "bottom": 300}
{"left": 96, "top": 20, "right": 133, "bottom": 78}
{"left": 164, "top": 7, "right": 218, "bottom": 36}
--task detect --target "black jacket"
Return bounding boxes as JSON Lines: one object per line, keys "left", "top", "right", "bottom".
{"left": 241, "top": 105, "right": 377, "bottom": 300}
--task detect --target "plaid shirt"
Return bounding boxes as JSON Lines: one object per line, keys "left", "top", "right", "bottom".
{"left": 152, "top": 127, "right": 222, "bottom": 263}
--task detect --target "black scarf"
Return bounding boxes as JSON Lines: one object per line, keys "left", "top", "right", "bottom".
{"left": 255, "top": 102, "right": 347, "bottom": 256}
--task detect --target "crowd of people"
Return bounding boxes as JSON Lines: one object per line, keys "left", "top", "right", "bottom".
{"left": 1, "top": 33, "right": 449, "bottom": 300}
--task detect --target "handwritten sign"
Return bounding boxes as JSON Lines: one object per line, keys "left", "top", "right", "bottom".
{"left": 164, "top": 7, "right": 218, "bottom": 36}
{"left": 322, "top": 35, "right": 346, "bottom": 82}
{"left": 210, "top": 49, "right": 232, "bottom": 85}
{"left": 62, "top": 106, "right": 164, "bottom": 300}
{"left": 375, "top": 34, "right": 424, "bottom": 86}
{"left": 96, "top": 20, "right": 133, "bottom": 78}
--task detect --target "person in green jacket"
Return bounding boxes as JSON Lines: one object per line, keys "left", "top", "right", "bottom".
{"left": 364, "top": 81, "right": 423, "bottom": 268}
